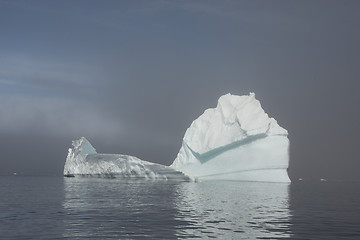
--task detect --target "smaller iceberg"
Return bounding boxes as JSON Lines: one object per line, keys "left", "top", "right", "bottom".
{"left": 63, "top": 137, "right": 192, "bottom": 181}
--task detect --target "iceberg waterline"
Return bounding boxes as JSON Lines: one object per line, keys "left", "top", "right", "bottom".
{"left": 64, "top": 93, "right": 290, "bottom": 182}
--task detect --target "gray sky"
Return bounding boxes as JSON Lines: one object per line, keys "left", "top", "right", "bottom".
{"left": 0, "top": 0, "right": 359, "bottom": 180}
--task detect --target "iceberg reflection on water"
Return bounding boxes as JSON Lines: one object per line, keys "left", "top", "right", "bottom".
{"left": 62, "top": 178, "right": 290, "bottom": 239}
{"left": 2, "top": 177, "right": 359, "bottom": 239}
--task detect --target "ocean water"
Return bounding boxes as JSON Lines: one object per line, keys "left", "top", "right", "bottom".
{"left": 0, "top": 177, "right": 359, "bottom": 239}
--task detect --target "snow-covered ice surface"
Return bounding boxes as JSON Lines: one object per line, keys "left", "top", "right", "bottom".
{"left": 170, "top": 93, "right": 291, "bottom": 182}
{"left": 63, "top": 137, "right": 192, "bottom": 181}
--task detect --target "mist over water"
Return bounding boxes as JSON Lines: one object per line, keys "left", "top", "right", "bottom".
{"left": 0, "top": 177, "right": 359, "bottom": 239}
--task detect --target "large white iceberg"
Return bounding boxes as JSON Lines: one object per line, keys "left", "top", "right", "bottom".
{"left": 170, "top": 93, "right": 291, "bottom": 182}
{"left": 63, "top": 137, "right": 192, "bottom": 181}
{"left": 64, "top": 93, "right": 290, "bottom": 182}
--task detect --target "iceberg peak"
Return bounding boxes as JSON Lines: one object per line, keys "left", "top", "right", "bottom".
{"left": 183, "top": 92, "right": 287, "bottom": 156}
{"left": 72, "top": 137, "right": 97, "bottom": 154}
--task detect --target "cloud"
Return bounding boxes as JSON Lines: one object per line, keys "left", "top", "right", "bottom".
{"left": 0, "top": 94, "right": 123, "bottom": 140}
{"left": 0, "top": 54, "right": 124, "bottom": 140}
{"left": 0, "top": 54, "right": 102, "bottom": 95}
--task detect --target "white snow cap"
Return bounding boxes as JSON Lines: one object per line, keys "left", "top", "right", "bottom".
{"left": 183, "top": 93, "right": 287, "bottom": 155}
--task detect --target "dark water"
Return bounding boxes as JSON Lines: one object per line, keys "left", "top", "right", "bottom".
{"left": 0, "top": 177, "right": 359, "bottom": 239}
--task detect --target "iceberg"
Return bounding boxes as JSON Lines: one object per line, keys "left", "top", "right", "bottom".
{"left": 63, "top": 137, "right": 192, "bottom": 181}
{"left": 63, "top": 92, "right": 290, "bottom": 182}
{"left": 170, "top": 93, "right": 291, "bottom": 182}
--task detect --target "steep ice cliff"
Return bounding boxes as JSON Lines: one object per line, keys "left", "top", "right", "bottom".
{"left": 170, "top": 93, "right": 291, "bottom": 182}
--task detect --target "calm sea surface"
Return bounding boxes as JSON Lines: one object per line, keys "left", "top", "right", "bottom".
{"left": 0, "top": 176, "right": 359, "bottom": 239}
